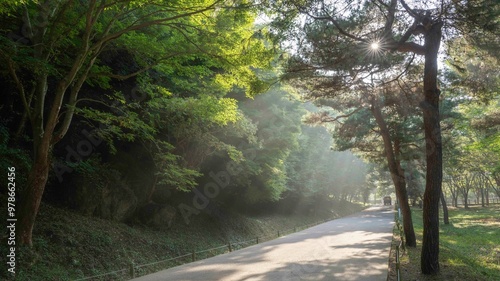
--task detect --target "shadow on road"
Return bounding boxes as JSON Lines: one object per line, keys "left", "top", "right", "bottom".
{"left": 131, "top": 206, "right": 394, "bottom": 281}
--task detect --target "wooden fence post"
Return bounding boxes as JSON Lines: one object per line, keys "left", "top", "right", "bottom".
{"left": 129, "top": 262, "right": 135, "bottom": 278}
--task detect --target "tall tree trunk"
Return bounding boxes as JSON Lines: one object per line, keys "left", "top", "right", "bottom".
{"left": 17, "top": 76, "right": 68, "bottom": 246}
{"left": 485, "top": 188, "right": 489, "bottom": 206}
{"left": 370, "top": 100, "right": 416, "bottom": 247}
{"left": 420, "top": 21, "right": 444, "bottom": 275}
{"left": 394, "top": 140, "right": 416, "bottom": 247}
{"left": 463, "top": 192, "right": 469, "bottom": 209}
{"left": 18, "top": 138, "right": 52, "bottom": 246}
{"left": 481, "top": 188, "right": 485, "bottom": 207}
{"left": 454, "top": 189, "right": 458, "bottom": 207}
{"left": 493, "top": 175, "right": 500, "bottom": 198}
{"left": 394, "top": 166, "right": 417, "bottom": 246}
{"left": 440, "top": 190, "right": 449, "bottom": 225}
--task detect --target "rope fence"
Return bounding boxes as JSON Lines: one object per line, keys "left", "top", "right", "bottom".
{"left": 396, "top": 240, "right": 402, "bottom": 281}
{"left": 73, "top": 218, "right": 331, "bottom": 281}
{"left": 73, "top": 268, "right": 128, "bottom": 281}
{"left": 394, "top": 206, "right": 405, "bottom": 281}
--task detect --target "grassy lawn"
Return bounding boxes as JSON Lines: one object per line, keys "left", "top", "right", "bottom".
{"left": 398, "top": 204, "right": 500, "bottom": 281}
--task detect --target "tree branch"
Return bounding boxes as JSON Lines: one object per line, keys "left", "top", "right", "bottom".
{"left": 311, "top": 14, "right": 367, "bottom": 43}
{"left": 92, "top": 65, "right": 155, "bottom": 81}
{"left": 399, "top": 0, "right": 418, "bottom": 19}
{"left": 313, "top": 107, "right": 364, "bottom": 124}
{"left": 2, "top": 53, "right": 33, "bottom": 126}
{"left": 95, "top": 1, "right": 222, "bottom": 47}
{"left": 396, "top": 42, "right": 425, "bottom": 55}
{"left": 383, "top": 0, "right": 398, "bottom": 36}
{"left": 380, "top": 53, "right": 416, "bottom": 86}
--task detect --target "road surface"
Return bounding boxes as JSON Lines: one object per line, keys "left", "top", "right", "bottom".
{"left": 131, "top": 206, "right": 394, "bottom": 281}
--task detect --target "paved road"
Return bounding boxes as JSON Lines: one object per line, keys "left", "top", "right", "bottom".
{"left": 131, "top": 206, "right": 394, "bottom": 281}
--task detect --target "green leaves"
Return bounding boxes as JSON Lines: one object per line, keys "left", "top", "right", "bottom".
{"left": 0, "top": 0, "right": 30, "bottom": 16}
{"left": 154, "top": 147, "right": 202, "bottom": 192}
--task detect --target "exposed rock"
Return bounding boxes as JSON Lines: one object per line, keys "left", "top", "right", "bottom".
{"left": 136, "top": 202, "right": 177, "bottom": 228}
{"left": 69, "top": 168, "right": 138, "bottom": 222}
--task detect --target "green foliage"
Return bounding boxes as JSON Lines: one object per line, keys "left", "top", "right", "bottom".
{"left": 451, "top": 0, "right": 500, "bottom": 59}
{"left": 458, "top": 98, "right": 500, "bottom": 172}
{"left": 107, "top": 1, "right": 275, "bottom": 98}
{"left": 234, "top": 87, "right": 303, "bottom": 203}
{"left": 0, "top": 0, "right": 30, "bottom": 16}
{"left": 0, "top": 0, "right": 276, "bottom": 190}
{"left": 76, "top": 107, "right": 155, "bottom": 154}
{"left": 153, "top": 147, "right": 202, "bottom": 192}
{"left": 286, "top": 123, "right": 369, "bottom": 202}
{"left": 146, "top": 93, "right": 244, "bottom": 168}
{"left": 0, "top": 0, "right": 406, "bottom": 252}
{"left": 446, "top": 38, "right": 499, "bottom": 102}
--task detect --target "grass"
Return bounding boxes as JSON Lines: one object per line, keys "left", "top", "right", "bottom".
{"left": 392, "top": 204, "right": 500, "bottom": 281}
{"left": 0, "top": 197, "right": 364, "bottom": 281}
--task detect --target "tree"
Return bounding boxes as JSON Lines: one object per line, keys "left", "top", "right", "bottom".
{"left": 285, "top": 120, "right": 370, "bottom": 210}
{"left": 442, "top": 62, "right": 499, "bottom": 207}
{"left": 264, "top": 0, "right": 499, "bottom": 273}
{"left": 305, "top": 81, "right": 419, "bottom": 247}
{"left": 266, "top": 0, "right": 442, "bottom": 269}
{"left": 236, "top": 87, "right": 303, "bottom": 203}
{"left": 143, "top": 94, "right": 247, "bottom": 200}
{"left": 440, "top": 190, "right": 449, "bottom": 225}
{"left": 0, "top": 0, "right": 272, "bottom": 246}
{"left": 370, "top": 93, "right": 417, "bottom": 246}
{"left": 405, "top": 161, "right": 424, "bottom": 206}
{"left": 443, "top": 175, "right": 459, "bottom": 207}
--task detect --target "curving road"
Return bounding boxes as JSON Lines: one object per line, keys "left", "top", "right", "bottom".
{"left": 130, "top": 206, "right": 394, "bottom": 281}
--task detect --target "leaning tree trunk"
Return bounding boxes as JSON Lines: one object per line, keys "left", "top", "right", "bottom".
{"left": 371, "top": 101, "right": 416, "bottom": 247}
{"left": 394, "top": 140, "right": 416, "bottom": 247}
{"left": 394, "top": 161, "right": 417, "bottom": 247}
{"left": 493, "top": 175, "right": 500, "bottom": 198}
{"left": 420, "top": 21, "right": 444, "bottom": 275}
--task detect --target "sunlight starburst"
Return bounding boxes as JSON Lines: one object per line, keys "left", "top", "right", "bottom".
{"left": 363, "top": 38, "right": 386, "bottom": 61}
